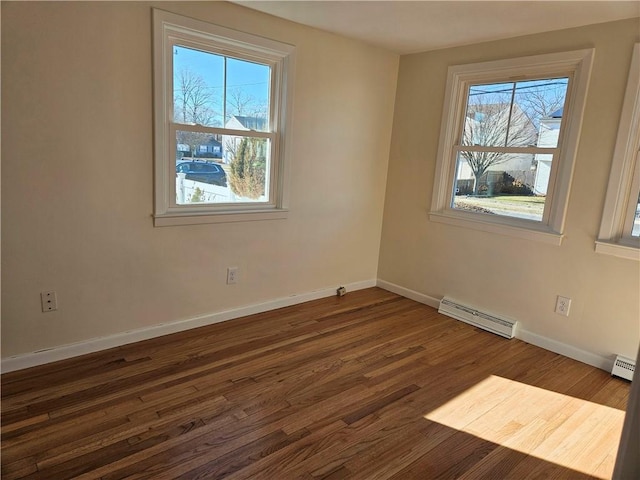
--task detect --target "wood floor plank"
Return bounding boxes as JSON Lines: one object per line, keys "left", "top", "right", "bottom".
{"left": 1, "top": 288, "right": 630, "bottom": 479}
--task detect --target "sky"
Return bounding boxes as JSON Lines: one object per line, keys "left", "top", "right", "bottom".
{"left": 173, "top": 45, "right": 271, "bottom": 125}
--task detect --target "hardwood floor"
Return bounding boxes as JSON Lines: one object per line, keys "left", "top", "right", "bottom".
{"left": 1, "top": 288, "right": 630, "bottom": 479}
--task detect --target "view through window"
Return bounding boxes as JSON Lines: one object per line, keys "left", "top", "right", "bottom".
{"left": 631, "top": 192, "right": 640, "bottom": 237}
{"left": 173, "top": 46, "right": 272, "bottom": 206}
{"left": 452, "top": 78, "right": 569, "bottom": 222}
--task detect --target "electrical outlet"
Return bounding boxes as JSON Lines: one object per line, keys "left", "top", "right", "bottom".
{"left": 41, "top": 291, "right": 58, "bottom": 312}
{"left": 227, "top": 267, "right": 238, "bottom": 285}
{"left": 555, "top": 295, "right": 571, "bottom": 316}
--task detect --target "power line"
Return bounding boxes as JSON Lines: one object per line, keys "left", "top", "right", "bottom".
{"left": 469, "top": 80, "right": 568, "bottom": 96}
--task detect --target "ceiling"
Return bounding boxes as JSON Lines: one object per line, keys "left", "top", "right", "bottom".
{"left": 233, "top": 1, "right": 640, "bottom": 54}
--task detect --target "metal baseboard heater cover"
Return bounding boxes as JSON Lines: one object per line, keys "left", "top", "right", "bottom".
{"left": 611, "top": 355, "right": 636, "bottom": 381}
{"left": 438, "top": 297, "right": 517, "bottom": 339}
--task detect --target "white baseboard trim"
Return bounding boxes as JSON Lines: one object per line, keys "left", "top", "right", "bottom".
{"left": 376, "top": 279, "right": 441, "bottom": 309}
{"left": 1, "top": 279, "right": 377, "bottom": 373}
{"left": 516, "top": 329, "right": 614, "bottom": 372}
{"left": 376, "top": 279, "right": 614, "bottom": 372}
{"left": 3, "top": 278, "right": 616, "bottom": 375}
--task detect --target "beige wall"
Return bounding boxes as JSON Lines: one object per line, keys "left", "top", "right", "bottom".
{"left": 379, "top": 18, "right": 640, "bottom": 360}
{"left": 2, "top": 2, "right": 638, "bottom": 366}
{"left": 1, "top": 2, "right": 399, "bottom": 357}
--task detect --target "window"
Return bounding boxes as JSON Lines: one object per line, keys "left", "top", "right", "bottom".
{"left": 153, "top": 9, "right": 295, "bottom": 226}
{"left": 596, "top": 44, "right": 640, "bottom": 260}
{"left": 430, "top": 50, "right": 594, "bottom": 245}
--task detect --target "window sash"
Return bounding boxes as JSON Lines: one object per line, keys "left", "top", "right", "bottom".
{"left": 170, "top": 123, "right": 275, "bottom": 140}
{"left": 153, "top": 9, "right": 295, "bottom": 225}
{"left": 168, "top": 37, "right": 278, "bottom": 133}
{"left": 430, "top": 49, "right": 594, "bottom": 243}
{"left": 452, "top": 145, "right": 559, "bottom": 155}
{"left": 447, "top": 149, "right": 559, "bottom": 225}
{"left": 170, "top": 125, "right": 276, "bottom": 209}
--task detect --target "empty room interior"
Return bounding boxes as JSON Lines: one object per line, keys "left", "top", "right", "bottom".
{"left": 2, "top": 1, "right": 640, "bottom": 479}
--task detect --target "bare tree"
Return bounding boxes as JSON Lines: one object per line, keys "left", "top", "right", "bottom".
{"left": 226, "top": 87, "right": 268, "bottom": 123}
{"left": 174, "top": 68, "right": 220, "bottom": 158}
{"left": 226, "top": 88, "right": 255, "bottom": 117}
{"left": 461, "top": 98, "right": 537, "bottom": 194}
{"left": 516, "top": 81, "right": 567, "bottom": 128}
{"left": 174, "top": 68, "right": 218, "bottom": 125}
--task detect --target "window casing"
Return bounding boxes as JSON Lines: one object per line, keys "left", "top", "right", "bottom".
{"left": 430, "top": 50, "right": 594, "bottom": 245}
{"left": 153, "top": 9, "right": 295, "bottom": 226}
{"left": 596, "top": 44, "right": 640, "bottom": 260}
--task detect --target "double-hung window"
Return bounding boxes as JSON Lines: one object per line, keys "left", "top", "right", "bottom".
{"left": 430, "top": 50, "right": 594, "bottom": 244}
{"left": 596, "top": 44, "right": 640, "bottom": 260}
{"left": 153, "top": 9, "right": 295, "bottom": 226}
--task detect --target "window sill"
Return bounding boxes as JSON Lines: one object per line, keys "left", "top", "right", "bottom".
{"left": 429, "top": 210, "right": 564, "bottom": 245}
{"left": 594, "top": 240, "right": 640, "bottom": 261}
{"left": 154, "top": 208, "right": 288, "bottom": 227}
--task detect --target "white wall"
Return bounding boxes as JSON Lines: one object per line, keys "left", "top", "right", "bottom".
{"left": 379, "top": 18, "right": 640, "bottom": 363}
{"left": 1, "top": 1, "right": 399, "bottom": 358}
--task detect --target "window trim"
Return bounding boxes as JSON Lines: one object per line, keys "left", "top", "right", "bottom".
{"left": 595, "top": 44, "right": 640, "bottom": 261}
{"left": 430, "top": 49, "right": 595, "bottom": 245}
{"left": 152, "top": 9, "right": 295, "bottom": 226}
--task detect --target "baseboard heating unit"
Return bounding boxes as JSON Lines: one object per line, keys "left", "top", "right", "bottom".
{"left": 438, "top": 297, "right": 517, "bottom": 339}
{"left": 611, "top": 355, "right": 636, "bottom": 381}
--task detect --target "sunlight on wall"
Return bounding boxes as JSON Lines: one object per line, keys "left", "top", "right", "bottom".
{"left": 423, "top": 375, "right": 625, "bottom": 478}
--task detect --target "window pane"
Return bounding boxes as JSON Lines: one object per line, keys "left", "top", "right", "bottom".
{"left": 176, "top": 134, "right": 270, "bottom": 205}
{"left": 225, "top": 58, "right": 271, "bottom": 132}
{"left": 632, "top": 193, "right": 640, "bottom": 237}
{"left": 173, "top": 46, "right": 224, "bottom": 127}
{"left": 514, "top": 78, "right": 568, "bottom": 148}
{"left": 176, "top": 130, "right": 222, "bottom": 161}
{"left": 452, "top": 152, "right": 545, "bottom": 222}
{"left": 463, "top": 83, "right": 512, "bottom": 147}
{"left": 462, "top": 78, "right": 568, "bottom": 148}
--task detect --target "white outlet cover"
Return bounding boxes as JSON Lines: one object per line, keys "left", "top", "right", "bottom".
{"left": 555, "top": 295, "right": 571, "bottom": 316}
{"left": 41, "top": 291, "right": 58, "bottom": 312}
{"left": 227, "top": 267, "right": 238, "bottom": 284}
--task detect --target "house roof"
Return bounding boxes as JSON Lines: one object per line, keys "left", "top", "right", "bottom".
{"left": 550, "top": 108, "right": 564, "bottom": 118}
{"left": 231, "top": 116, "right": 268, "bottom": 131}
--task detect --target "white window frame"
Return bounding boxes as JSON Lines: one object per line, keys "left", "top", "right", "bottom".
{"left": 153, "top": 9, "right": 295, "bottom": 227}
{"left": 430, "top": 49, "right": 594, "bottom": 245}
{"left": 595, "top": 44, "right": 640, "bottom": 261}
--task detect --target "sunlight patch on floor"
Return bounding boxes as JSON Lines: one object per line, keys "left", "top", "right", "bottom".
{"left": 423, "top": 375, "right": 625, "bottom": 479}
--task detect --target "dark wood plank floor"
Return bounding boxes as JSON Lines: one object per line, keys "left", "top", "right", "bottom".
{"left": 1, "top": 288, "right": 630, "bottom": 479}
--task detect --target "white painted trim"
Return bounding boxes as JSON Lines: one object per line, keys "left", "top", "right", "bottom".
{"left": 1, "top": 279, "right": 376, "bottom": 373}
{"left": 516, "top": 329, "right": 613, "bottom": 371}
{"left": 595, "top": 240, "right": 640, "bottom": 261}
{"left": 376, "top": 279, "right": 441, "bottom": 309}
{"left": 377, "top": 280, "right": 614, "bottom": 372}
{"left": 152, "top": 9, "right": 296, "bottom": 226}
{"left": 430, "top": 48, "right": 594, "bottom": 238}
{"left": 597, "top": 43, "right": 640, "bottom": 249}
{"left": 6, "top": 278, "right": 615, "bottom": 375}
{"left": 154, "top": 209, "right": 289, "bottom": 227}
{"left": 429, "top": 211, "right": 564, "bottom": 245}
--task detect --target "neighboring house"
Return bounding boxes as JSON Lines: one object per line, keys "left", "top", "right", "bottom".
{"left": 533, "top": 108, "right": 563, "bottom": 195}
{"left": 223, "top": 115, "right": 268, "bottom": 163}
{"left": 198, "top": 137, "right": 223, "bottom": 158}
{"left": 177, "top": 137, "right": 222, "bottom": 159}
{"left": 456, "top": 103, "right": 537, "bottom": 189}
